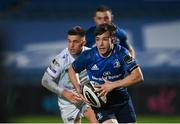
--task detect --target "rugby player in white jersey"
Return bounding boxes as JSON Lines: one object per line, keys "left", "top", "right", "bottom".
{"left": 41, "top": 26, "right": 98, "bottom": 123}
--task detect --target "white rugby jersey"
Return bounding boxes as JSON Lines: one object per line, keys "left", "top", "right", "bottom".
{"left": 47, "top": 46, "right": 89, "bottom": 90}
{"left": 46, "top": 46, "right": 89, "bottom": 105}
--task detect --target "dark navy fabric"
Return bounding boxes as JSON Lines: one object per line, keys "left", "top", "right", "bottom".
{"left": 72, "top": 44, "right": 138, "bottom": 107}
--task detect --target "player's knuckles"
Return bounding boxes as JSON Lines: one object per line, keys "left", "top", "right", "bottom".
{"left": 95, "top": 88, "right": 101, "bottom": 92}
{"left": 75, "top": 97, "right": 81, "bottom": 101}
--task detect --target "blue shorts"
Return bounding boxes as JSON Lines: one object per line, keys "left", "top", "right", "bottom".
{"left": 94, "top": 97, "right": 136, "bottom": 123}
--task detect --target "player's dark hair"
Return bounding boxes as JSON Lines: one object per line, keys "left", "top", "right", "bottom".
{"left": 94, "top": 23, "right": 116, "bottom": 36}
{"left": 95, "top": 5, "right": 112, "bottom": 14}
{"left": 68, "top": 26, "right": 85, "bottom": 37}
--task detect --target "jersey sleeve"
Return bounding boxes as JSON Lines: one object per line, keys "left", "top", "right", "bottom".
{"left": 46, "top": 57, "right": 62, "bottom": 78}
{"left": 116, "top": 28, "right": 131, "bottom": 50}
{"left": 121, "top": 48, "right": 138, "bottom": 73}
{"left": 72, "top": 51, "right": 90, "bottom": 73}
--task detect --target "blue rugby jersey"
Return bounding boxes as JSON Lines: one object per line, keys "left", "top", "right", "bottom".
{"left": 85, "top": 25, "right": 130, "bottom": 49}
{"left": 72, "top": 44, "right": 138, "bottom": 107}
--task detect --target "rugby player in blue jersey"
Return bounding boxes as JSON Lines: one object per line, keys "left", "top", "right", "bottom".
{"left": 69, "top": 23, "right": 144, "bottom": 123}
{"left": 86, "top": 5, "right": 136, "bottom": 58}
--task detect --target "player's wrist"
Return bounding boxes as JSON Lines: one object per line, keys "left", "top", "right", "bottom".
{"left": 77, "top": 88, "right": 82, "bottom": 94}
{"left": 113, "top": 80, "right": 122, "bottom": 89}
{"left": 74, "top": 85, "right": 82, "bottom": 94}
{"left": 57, "top": 87, "right": 64, "bottom": 97}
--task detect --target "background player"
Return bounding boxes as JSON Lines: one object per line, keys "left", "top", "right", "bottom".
{"left": 69, "top": 23, "right": 144, "bottom": 123}
{"left": 86, "top": 5, "right": 136, "bottom": 58}
{"left": 41, "top": 26, "right": 98, "bottom": 123}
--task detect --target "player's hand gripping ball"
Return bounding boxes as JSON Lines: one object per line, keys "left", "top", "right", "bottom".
{"left": 82, "top": 80, "right": 107, "bottom": 108}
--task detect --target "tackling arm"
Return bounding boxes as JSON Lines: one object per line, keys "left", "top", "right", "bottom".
{"left": 42, "top": 71, "right": 82, "bottom": 104}
{"left": 41, "top": 72, "right": 64, "bottom": 97}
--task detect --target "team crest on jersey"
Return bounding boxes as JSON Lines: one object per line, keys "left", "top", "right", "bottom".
{"left": 91, "top": 64, "right": 99, "bottom": 70}
{"left": 52, "top": 59, "right": 60, "bottom": 67}
{"left": 113, "top": 59, "right": 121, "bottom": 68}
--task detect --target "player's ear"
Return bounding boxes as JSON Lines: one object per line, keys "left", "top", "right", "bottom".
{"left": 111, "top": 36, "right": 116, "bottom": 44}
{"left": 82, "top": 37, "right": 86, "bottom": 46}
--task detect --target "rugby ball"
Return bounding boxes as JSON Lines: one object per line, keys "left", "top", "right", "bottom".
{"left": 82, "top": 81, "right": 107, "bottom": 108}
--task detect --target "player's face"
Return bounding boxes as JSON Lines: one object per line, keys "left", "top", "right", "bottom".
{"left": 96, "top": 31, "right": 114, "bottom": 57}
{"left": 94, "top": 11, "right": 112, "bottom": 26}
{"left": 67, "top": 35, "right": 85, "bottom": 55}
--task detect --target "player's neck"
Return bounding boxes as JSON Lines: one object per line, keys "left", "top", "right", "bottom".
{"left": 100, "top": 47, "right": 113, "bottom": 58}
{"left": 70, "top": 50, "right": 82, "bottom": 59}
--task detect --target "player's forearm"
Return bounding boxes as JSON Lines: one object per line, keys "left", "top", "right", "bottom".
{"left": 68, "top": 65, "right": 81, "bottom": 93}
{"left": 41, "top": 72, "right": 64, "bottom": 97}
{"left": 113, "top": 67, "right": 144, "bottom": 89}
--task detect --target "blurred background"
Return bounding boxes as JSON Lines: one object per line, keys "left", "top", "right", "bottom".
{"left": 0, "top": 0, "right": 180, "bottom": 122}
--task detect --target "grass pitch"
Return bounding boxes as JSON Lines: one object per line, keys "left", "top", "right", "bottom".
{"left": 9, "top": 115, "right": 180, "bottom": 123}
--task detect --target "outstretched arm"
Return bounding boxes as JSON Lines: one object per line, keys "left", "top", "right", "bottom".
{"left": 41, "top": 72, "right": 81, "bottom": 104}
{"left": 68, "top": 65, "right": 82, "bottom": 94}
{"left": 41, "top": 72, "right": 64, "bottom": 96}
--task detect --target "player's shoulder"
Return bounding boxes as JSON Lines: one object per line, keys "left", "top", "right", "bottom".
{"left": 80, "top": 46, "right": 96, "bottom": 59}
{"left": 56, "top": 48, "right": 69, "bottom": 57}
{"left": 115, "top": 26, "right": 127, "bottom": 35}
{"left": 86, "top": 26, "right": 96, "bottom": 34}
{"left": 114, "top": 44, "right": 129, "bottom": 56}
{"left": 54, "top": 48, "right": 69, "bottom": 62}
